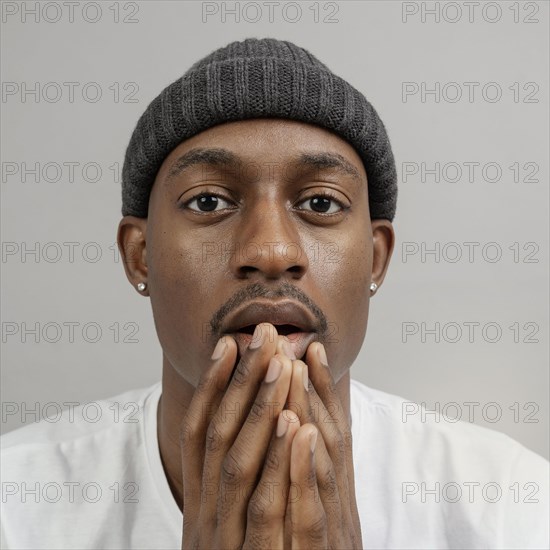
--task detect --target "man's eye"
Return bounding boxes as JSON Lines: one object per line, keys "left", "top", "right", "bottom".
{"left": 296, "top": 195, "right": 345, "bottom": 214}
{"left": 184, "top": 194, "right": 233, "bottom": 212}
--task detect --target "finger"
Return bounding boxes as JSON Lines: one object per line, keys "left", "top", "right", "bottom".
{"left": 276, "top": 334, "right": 297, "bottom": 361}
{"left": 199, "top": 323, "right": 278, "bottom": 510}
{"left": 289, "top": 425, "right": 327, "bottom": 549}
{"left": 203, "top": 329, "right": 295, "bottom": 484}
{"left": 243, "top": 410, "right": 300, "bottom": 550}
{"left": 218, "top": 353, "right": 294, "bottom": 547}
{"left": 305, "top": 342, "right": 349, "bottom": 428}
{"left": 287, "top": 359, "right": 344, "bottom": 530}
{"left": 287, "top": 359, "right": 313, "bottom": 424}
{"left": 180, "top": 334, "right": 238, "bottom": 535}
{"left": 305, "top": 341, "right": 362, "bottom": 543}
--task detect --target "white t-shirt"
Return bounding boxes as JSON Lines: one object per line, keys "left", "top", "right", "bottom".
{"left": 1, "top": 380, "right": 548, "bottom": 549}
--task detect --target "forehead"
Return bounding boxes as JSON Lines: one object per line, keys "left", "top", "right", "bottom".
{"left": 157, "top": 118, "right": 367, "bottom": 181}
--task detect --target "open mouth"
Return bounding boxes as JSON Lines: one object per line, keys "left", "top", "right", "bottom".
{"left": 237, "top": 324, "right": 301, "bottom": 338}
{"left": 222, "top": 299, "right": 319, "bottom": 364}
{"left": 230, "top": 324, "right": 317, "bottom": 362}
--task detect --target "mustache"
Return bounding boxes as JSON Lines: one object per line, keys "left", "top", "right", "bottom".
{"left": 210, "top": 282, "right": 328, "bottom": 339}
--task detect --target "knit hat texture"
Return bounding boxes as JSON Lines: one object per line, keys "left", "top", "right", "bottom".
{"left": 121, "top": 38, "right": 397, "bottom": 220}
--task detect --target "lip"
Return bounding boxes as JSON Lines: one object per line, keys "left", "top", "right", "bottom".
{"left": 222, "top": 299, "right": 319, "bottom": 360}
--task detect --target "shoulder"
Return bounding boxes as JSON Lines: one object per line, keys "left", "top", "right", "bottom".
{"left": 0, "top": 382, "right": 183, "bottom": 549}
{"left": 350, "top": 378, "right": 547, "bottom": 469}
{"left": 1, "top": 383, "right": 160, "bottom": 473}
{"left": 349, "top": 379, "right": 549, "bottom": 549}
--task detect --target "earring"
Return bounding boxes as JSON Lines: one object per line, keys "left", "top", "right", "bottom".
{"left": 137, "top": 282, "right": 147, "bottom": 292}
{"left": 369, "top": 282, "right": 378, "bottom": 293}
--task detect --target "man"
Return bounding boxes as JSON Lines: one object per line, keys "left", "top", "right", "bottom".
{"left": 1, "top": 38, "right": 548, "bottom": 549}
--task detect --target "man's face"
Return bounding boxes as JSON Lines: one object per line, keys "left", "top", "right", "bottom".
{"left": 142, "top": 118, "right": 377, "bottom": 386}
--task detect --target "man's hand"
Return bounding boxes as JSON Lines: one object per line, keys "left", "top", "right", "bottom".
{"left": 179, "top": 323, "right": 362, "bottom": 549}
{"left": 284, "top": 345, "right": 362, "bottom": 548}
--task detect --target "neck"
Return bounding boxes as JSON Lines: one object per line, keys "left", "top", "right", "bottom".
{"left": 157, "top": 356, "right": 194, "bottom": 511}
{"left": 156, "top": 353, "right": 352, "bottom": 512}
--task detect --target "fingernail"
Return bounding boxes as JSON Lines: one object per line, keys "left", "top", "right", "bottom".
{"left": 276, "top": 413, "right": 289, "bottom": 437}
{"left": 211, "top": 338, "right": 227, "bottom": 361}
{"left": 264, "top": 357, "right": 282, "bottom": 383}
{"left": 249, "top": 324, "right": 266, "bottom": 350}
{"left": 302, "top": 363, "right": 309, "bottom": 392}
{"left": 309, "top": 429, "right": 318, "bottom": 453}
{"left": 317, "top": 343, "right": 328, "bottom": 367}
{"left": 282, "top": 339, "right": 296, "bottom": 360}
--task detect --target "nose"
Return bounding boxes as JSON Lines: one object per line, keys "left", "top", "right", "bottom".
{"left": 229, "top": 199, "right": 309, "bottom": 280}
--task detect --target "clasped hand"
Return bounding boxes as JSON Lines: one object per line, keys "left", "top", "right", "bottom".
{"left": 180, "top": 323, "right": 362, "bottom": 549}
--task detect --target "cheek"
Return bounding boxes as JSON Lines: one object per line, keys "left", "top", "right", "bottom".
{"left": 146, "top": 222, "right": 219, "bottom": 385}
{"left": 317, "top": 228, "right": 372, "bottom": 380}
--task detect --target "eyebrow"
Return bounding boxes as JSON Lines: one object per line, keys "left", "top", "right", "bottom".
{"left": 164, "top": 147, "right": 364, "bottom": 186}
{"left": 165, "top": 148, "right": 241, "bottom": 183}
{"left": 296, "top": 151, "right": 363, "bottom": 184}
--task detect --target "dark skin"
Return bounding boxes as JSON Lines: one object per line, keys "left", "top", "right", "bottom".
{"left": 117, "top": 119, "right": 394, "bottom": 548}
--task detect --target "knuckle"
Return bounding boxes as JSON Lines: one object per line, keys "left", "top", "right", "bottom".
{"left": 336, "top": 433, "right": 346, "bottom": 458}
{"left": 342, "top": 429, "right": 353, "bottom": 451}
{"left": 247, "top": 494, "right": 268, "bottom": 525}
{"left": 179, "top": 421, "right": 197, "bottom": 451}
{"left": 196, "top": 370, "right": 216, "bottom": 394}
{"left": 327, "top": 428, "right": 351, "bottom": 461}
{"left": 319, "top": 467, "right": 339, "bottom": 503}
{"left": 305, "top": 468, "right": 317, "bottom": 490}
{"left": 263, "top": 449, "right": 280, "bottom": 474}
{"left": 231, "top": 357, "right": 252, "bottom": 387}
{"left": 243, "top": 532, "right": 271, "bottom": 549}
{"left": 331, "top": 430, "right": 346, "bottom": 459}
{"left": 306, "top": 514, "right": 328, "bottom": 543}
{"left": 292, "top": 512, "right": 327, "bottom": 542}
{"left": 320, "top": 466, "right": 337, "bottom": 490}
{"left": 247, "top": 400, "right": 267, "bottom": 424}
{"left": 221, "top": 451, "right": 247, "bottom": 483}
{"left": 205, "top": 421, "right": 224, "bottom": 453}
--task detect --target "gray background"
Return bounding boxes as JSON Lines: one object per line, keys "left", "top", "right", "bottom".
{"left": 1, "top": 1, "right": 548, "bottom": 460}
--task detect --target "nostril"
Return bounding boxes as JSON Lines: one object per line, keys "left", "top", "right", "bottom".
{"left": 233, "top": 257, "right": 306, "bottom": 280}
{"left": 237, "top": 266, "right": 260, "bottom": 278}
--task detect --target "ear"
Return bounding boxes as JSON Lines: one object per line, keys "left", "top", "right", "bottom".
{"left": 370, "top": 219, "right": 395, "bottom": 291}
{"left": 116, "top": 216, "right": 149, "bottom": 296}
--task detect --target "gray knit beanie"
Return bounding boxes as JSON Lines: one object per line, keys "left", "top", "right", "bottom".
{"left": 121, "top": 37, "right": 397, "bottom": 221}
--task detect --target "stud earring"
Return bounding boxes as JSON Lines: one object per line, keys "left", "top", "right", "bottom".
{"left": 137, "top": 282, "right": 147, "bottom": 292}
{"left": 369, "top": 282, "right": 378, "bottom": 293}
